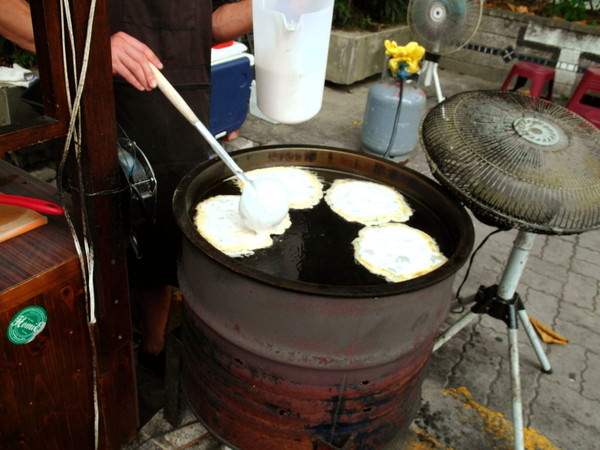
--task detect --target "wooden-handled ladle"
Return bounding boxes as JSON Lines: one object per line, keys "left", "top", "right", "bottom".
{"left": 148, "top": 63, "right": 289, "bottom": 232}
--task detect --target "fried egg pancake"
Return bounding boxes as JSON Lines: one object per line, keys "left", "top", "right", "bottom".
{"left": 194, "top": 195, "right": 291, "bottom": 257}
{"left": 241, "top": 166, "right": 324, "bottom": 209}
{"left": 353, "top": 223, "right": 447, "bottom": 282}
{"left": 325, "top": 179, "right": 413, "bottom": 225}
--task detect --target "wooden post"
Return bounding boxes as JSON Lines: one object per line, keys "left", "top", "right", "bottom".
{"left": 61, "top": 0, "right": 139, "bottom": 448}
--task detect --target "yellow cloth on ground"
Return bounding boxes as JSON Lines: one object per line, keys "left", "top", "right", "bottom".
{"left": 530, "top": 317, "right": 569, "bottom": 344}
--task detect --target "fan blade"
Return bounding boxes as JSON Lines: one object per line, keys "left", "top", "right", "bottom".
{"left": 408, "top": 0, "right": 483, "bottom": 55}
{"left": 421, "top": 90, "right": 600, "bottom": 234}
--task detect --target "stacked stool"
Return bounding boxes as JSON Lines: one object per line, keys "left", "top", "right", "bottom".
{"left": 567, "top": 66, "right": 600, "bottom": 128}
{"left": 501, "top": 61, "right": 555, "bottom": 100}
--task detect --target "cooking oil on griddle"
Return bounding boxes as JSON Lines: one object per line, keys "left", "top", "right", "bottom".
{"left": 199, "top": 168, "right": 454, "bottom": 287}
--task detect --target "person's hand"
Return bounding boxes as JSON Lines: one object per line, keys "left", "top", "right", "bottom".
{"left": 110, "top": 31, "right": 163, "bottom": 91}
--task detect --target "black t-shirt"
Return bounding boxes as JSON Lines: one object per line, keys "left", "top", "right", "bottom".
{"left": 213, "top": 0, "right": 241, "bottom": 11}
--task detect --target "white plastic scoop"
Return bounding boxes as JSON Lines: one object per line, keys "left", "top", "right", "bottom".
{"left": 149, "top": 63, "right": 289, "bottom": 231}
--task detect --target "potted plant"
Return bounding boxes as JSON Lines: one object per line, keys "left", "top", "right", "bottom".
{"left": 326, "top": 0, "right": 411, "bottom": 85}
{"left": 333, "top": 0, "right": 408, "bottom": 30}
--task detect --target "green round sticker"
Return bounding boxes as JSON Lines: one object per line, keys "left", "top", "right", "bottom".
{"left": 7, "top": 306, "right": 47, "bottom": 345}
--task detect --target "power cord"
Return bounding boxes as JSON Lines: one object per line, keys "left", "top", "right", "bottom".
{"left": 451, "top": 227, "right": 505, "bottom": 314}
{"left": 383, "top": 78, "right": 404, "bottom": 159}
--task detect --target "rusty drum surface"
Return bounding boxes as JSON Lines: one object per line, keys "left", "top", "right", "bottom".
{"left": 173, "top": 146, "right": 474, "bottom": 449}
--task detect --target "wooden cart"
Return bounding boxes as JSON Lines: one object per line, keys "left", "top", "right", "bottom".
{"left": 0, "top": 0, "right": 138, "bottom": 448}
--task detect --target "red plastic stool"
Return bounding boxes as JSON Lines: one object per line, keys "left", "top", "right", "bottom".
{"left": 567, "top": 66, "right": 600, "bottom": 128}
{"left": 501, "top": 62, "right": 555, "bottom": 100}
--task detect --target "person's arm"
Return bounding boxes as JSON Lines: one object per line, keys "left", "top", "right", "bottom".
{"left": 0, "top": 0, "right": 160, "bottom": 91}
{"left": 212, "top": 0, "right": 253, "bottom": 44}
{"left": 0, "top": 0, "right": 35, "bottom": 53}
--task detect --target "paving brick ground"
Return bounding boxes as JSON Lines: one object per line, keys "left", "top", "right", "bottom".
{"left": 117, "top": 67, "right": 599, "bottom": 449}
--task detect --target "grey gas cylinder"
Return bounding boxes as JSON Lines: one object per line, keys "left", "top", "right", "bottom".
{"left": 361, "top": 79, "right": 426, "bottom": 162}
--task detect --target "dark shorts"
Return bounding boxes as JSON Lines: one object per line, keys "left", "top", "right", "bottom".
{"left": 114, "top": 83, "right": 211, "bottom": 287}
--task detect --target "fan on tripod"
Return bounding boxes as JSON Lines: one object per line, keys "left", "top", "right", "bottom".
{"left": 117, "top": 132, "right": 157, "bottom": 258}
{"left": 421, "top": 90, "right": 600, "bottom": 450}
{"left": 408, "top": 0, "right": 483, "bottom": 103}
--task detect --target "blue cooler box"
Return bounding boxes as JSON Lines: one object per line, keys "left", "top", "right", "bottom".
{"left": 210, "top": 42, "right": 254, "bottom": 138}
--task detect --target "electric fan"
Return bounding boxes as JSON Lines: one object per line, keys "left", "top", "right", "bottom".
{"left": 408, "top": 0, "right": 483, "bottom": 103}
{"left": 117, "top": 133, "right": 157, "bottom": 258}
{"left": 423, "top": 91, "right": 600, "bottom": 450}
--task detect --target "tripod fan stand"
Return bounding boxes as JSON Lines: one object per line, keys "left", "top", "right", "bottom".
{"left": 421, "top": 90, "right": 600, "bottom": 450}
{"left": 434, "top": 230, "right": 551, "bottom": 450}
{"left": 420, "top": 53, "right": 445, "bottom": 104}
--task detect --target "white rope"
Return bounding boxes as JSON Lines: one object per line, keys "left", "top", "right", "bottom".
{"left": 57, "top": 0, "right": 92, "bottom": 315}
{"left": 58, "top": 0, "right": 98, "bottom": 322}
{"left": 57, "top": 0, "right": 100, "bottom": 448}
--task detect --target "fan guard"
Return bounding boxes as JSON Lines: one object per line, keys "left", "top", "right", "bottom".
{"left": 408, "top": 0, "right": 483, "bottom": 55}
{"left": 118, "top": 135, "right": 157, "bottom": 227}
{"left": 421, "top": 90, "right": 600, "bottom": 235}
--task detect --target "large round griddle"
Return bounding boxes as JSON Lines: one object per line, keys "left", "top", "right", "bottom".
{"left": 174, "top": 145, "right": 474, "bottom": 296}
{"left": 421, "top": 90, "right": 600, "bottom": 235}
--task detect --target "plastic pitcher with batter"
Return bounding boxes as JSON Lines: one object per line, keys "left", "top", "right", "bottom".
{"left": 252, "top": 0, "right": 334, "bottom": 124}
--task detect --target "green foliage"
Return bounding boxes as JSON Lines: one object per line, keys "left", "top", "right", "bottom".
{"left": 333, "top": 0, "right": 408, "bottom": 30}
{"left": 487, "top": 0, "right": 599, "bottom": 24}
{"left": 0, "top": 37, "right": 37, "bottom": 68}
{"left": 544, "top": 0, "right": 600, "bottom": 24}
{"left": 548, "top": 0, "right": 587, "bottom": 20}
{"left": 547, "top": 0, "right": 599, "bottom": 24}
{"left": 370, "top": 0, "right": 407, "bottom": 24}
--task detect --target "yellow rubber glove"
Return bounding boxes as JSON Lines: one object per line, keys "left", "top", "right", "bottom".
{"left": 384, "top": 40, "right": 426, "bottom": 78}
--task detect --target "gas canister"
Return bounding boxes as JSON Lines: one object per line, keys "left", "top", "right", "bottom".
{"left": 361, "top": 78, "right": 426, "bottom": 162}
{"left": 361, "top": 40, "right": 427, "bottom": 162}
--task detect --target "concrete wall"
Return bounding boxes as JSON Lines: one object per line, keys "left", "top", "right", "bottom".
{"left": 326, "top": 9, "right": 600, "bottom": 99}
{"left": 439, "top": 9, "right": 600, "bottom": 98}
